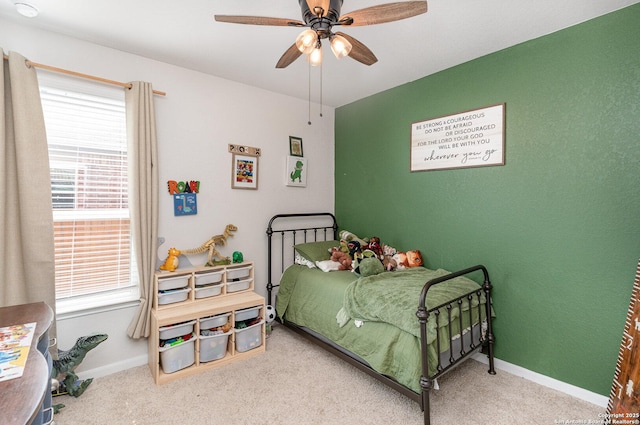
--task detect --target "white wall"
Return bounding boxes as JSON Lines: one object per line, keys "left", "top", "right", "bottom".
{"left": 1, "top": 18, "right": 335, "bottom": 377}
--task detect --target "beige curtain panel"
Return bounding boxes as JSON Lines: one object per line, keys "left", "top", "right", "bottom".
{"left": 126, "top": 81, "right": 159, "bottom": 339}
{"left": 0, "top": 51, "right": 56, "bottom": 321}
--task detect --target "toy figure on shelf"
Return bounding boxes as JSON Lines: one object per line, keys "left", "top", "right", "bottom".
{"left": 159, "top": 247, "right": 181, "bottom": 271}
{"left": 232, "top": 251, "right": 244, "bottom": 263}
{"left": 180, "top": 224, "right": 238, "bottom": 266}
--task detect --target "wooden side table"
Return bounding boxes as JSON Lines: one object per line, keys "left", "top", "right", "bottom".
{"left": 0, "top": 302, "right": 54, "bottom": 425}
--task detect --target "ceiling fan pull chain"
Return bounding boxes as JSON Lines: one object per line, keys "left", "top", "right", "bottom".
{"left": 319, "top": 61, "right": 323, "bottom": 118}
{"left": 308, "top": 60, "right": 312, "bottom": 125}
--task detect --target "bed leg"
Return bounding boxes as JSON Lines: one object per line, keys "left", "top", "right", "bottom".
{"left": 486, "top": 332, "right": 496, "bottom": 375}
{"left": 420, "top": 377, "right": 432, "bottom": 425}
{"left": 482, "top": 272, "right": 497, "bottom": 375}
{"left": 417, "top": 303, "right": 432, "bottom": 425}
{"left": 266, "top": 281, "right": 273, "bottom": 306}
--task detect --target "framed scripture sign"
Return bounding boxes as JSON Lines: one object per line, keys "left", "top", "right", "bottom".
{"left": 410, "top": 103, "right": 505, "bottom": 172}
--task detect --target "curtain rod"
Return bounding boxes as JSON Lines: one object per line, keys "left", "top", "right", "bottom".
{"left": 3, "top": 54, "right": 166, "bottom": 96}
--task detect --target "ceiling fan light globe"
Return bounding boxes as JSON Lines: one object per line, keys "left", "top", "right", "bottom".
{"left": 308, "top": 47, "right": 323, "bottom": 66}
{"left": 330, "top": 34, "right": 352, "bottom": 59}
{"left": 296, "top": 29, "right": 317, "bottom": 54}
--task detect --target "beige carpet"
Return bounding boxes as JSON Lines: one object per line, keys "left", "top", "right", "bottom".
{"left": 53, "top": 325, "right": 604, "bottom": 425}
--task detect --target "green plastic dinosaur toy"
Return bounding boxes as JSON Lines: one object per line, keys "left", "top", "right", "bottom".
{"left": 51, "top": 334, "right": 108, "bottom": 412}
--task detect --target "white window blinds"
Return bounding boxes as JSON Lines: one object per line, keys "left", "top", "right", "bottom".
{"left": 38, "top": 72, "right": 139, "bottom": 312}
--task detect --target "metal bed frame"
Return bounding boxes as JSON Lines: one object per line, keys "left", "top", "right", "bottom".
{"left": 266, "top": 212, "right": 496, "bottom": 425}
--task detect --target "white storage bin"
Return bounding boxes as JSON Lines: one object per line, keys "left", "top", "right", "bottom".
{"left": 158, "top": 287, "right": 191, "bottom": 305}
{"left": 227, "top": 278, "right": 252, "bottom": 293}
{"left": 194, "top": 282, "right": 223, "bottom": 299}
{"left": 199, "top": 330, "right": 231, "bottom": 362}
{"left": 226, "top": 265, "right": 252, "bottom": 281}
{"left": 159, "top": 320, "right": 196, "bottom": 341}
{"left": 159, "top": 336, "right": 195, "bottom": 374}
{"left": 235, "top": 320, "right": 264, "bottom": 353}
{"left": 235, "top": 306, "right": 261, "bottom": 322}
{"left": 157, "top": 274, "right": 190, "bottom": 291}
{"left": 194, "top": 270, "right": 224, "bottom": 286}
{"left": 200, "top": 313, "right": 231, "bottom": 330}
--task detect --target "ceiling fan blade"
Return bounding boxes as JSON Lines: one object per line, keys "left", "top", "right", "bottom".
{"left": 306, "top": 0, "right": 331, "bottom": 17}
{"left": 214, "top": 15, "right": 305, "bottom": 27}
{"left": 276, "top": 44, "right": 304, "bottom": 68}
{"left": 335, "top": 32, "right": 378, "bottom": 65}
{"left": 339, "top": 1, "right": 427, "bottom": 26}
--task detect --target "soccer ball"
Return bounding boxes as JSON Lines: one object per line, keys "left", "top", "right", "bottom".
{"left": 265, "top": 305, "right": 276, "bottom": 323}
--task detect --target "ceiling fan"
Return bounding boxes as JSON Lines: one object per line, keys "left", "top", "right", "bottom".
{"left": 214, "top": 0, "right": 428, "bottom": 68}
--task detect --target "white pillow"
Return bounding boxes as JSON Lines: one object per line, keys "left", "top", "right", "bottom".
{"left": 295, "top": 253, "right": 316, "bottom": 268}
{"left": 315, "top": 260, "right": 342, "bottom": 272}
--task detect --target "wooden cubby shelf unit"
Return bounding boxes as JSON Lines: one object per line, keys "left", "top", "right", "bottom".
{"left": 149, "top": 262, "right": 265, "bottom": 385}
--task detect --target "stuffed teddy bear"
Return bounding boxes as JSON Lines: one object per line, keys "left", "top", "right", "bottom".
{"left": 330, "top": 247, "right": 352, "bottom": 271}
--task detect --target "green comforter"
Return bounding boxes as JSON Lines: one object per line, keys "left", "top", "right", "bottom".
{"left": 275, "top": 265, "right": 487, "bottom": 393}
{"left": 337, "top": 267, "right": 486, "bottom": 344}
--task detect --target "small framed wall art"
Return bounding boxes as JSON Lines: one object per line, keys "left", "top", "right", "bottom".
{"left": 289, "top": 136, "right": 303, "bottom": 157}
{"left": 174, "top": 193, "right": 197, "bottom": 216}
{"left": 232, "top": 153, "right": 259, "bottom": 190}
{"left": 286, "top": 156, "right": 307, "bottom": 187}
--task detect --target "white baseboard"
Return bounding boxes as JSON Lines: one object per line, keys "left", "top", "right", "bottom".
{"left": 75, "top": 354, "right": 148, "bottom": 381}
{"left": 472, "top": 353, "right": 609, "bottom": 408}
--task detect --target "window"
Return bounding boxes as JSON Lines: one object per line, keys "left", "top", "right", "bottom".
{"left": 38, "top": 72, "right": 139, "bottom": 314}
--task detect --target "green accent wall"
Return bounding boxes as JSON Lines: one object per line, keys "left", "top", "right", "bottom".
{"left": 335, "top": 4, "right": 640, "bottom": 396}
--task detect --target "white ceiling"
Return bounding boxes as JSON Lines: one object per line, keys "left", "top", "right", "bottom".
{"left": 0, "top": 0, "right": 637, "bottom": 107}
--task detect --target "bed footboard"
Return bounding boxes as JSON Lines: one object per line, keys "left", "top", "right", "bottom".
{"left": 416, "top": 265, "right": 496, "bottom": 425}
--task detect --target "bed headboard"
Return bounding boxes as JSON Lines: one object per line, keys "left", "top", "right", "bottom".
{"left": 266, "top": 213, "right": 338, "bottom": 306}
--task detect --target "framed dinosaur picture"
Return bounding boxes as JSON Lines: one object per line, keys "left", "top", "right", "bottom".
{"left": 286, "top": 156, "right": 307, "bottom": 187}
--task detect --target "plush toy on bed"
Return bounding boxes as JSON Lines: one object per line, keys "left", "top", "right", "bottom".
{"left": 352, "top": 249, "right": 378, "bottom": 275}
{"left": 393, "top": 252, "right": 409, "bottom": 270}
{"left": 339, "top": 230, "right": 368, "bottom": 247}
{"left": 330, "top": 247, "right": 352, "bottom": 271}
{"left": 406, "top": 250, "right": 424, "bottom": 267}
{"left": 365, "top": 236, "right": 384, "bottom": 260}
{"left": 356, "top": 256, "right": 385, "bottom": 277}
{"left": 393, "top": 250, "right": 424, "bottom": 269}
{"left": 382, "top": 255, "right": 397, "bottom": 271}
{"left": 347, "top": 240, "right": 362, "bottom": 259}
{"left": 338, "top": 239, "right": 350, "bottom": 254}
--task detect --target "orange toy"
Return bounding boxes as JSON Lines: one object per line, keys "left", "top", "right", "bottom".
{"left": 159, "top": 247, "right": 181, "bottom": 271}
{"left": 406, "top": 250, "right": 424, "bottom": 267}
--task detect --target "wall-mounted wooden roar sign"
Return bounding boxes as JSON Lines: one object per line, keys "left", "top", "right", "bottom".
{"left": 229, "top": 144, "right": 261, "bottom": 157}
